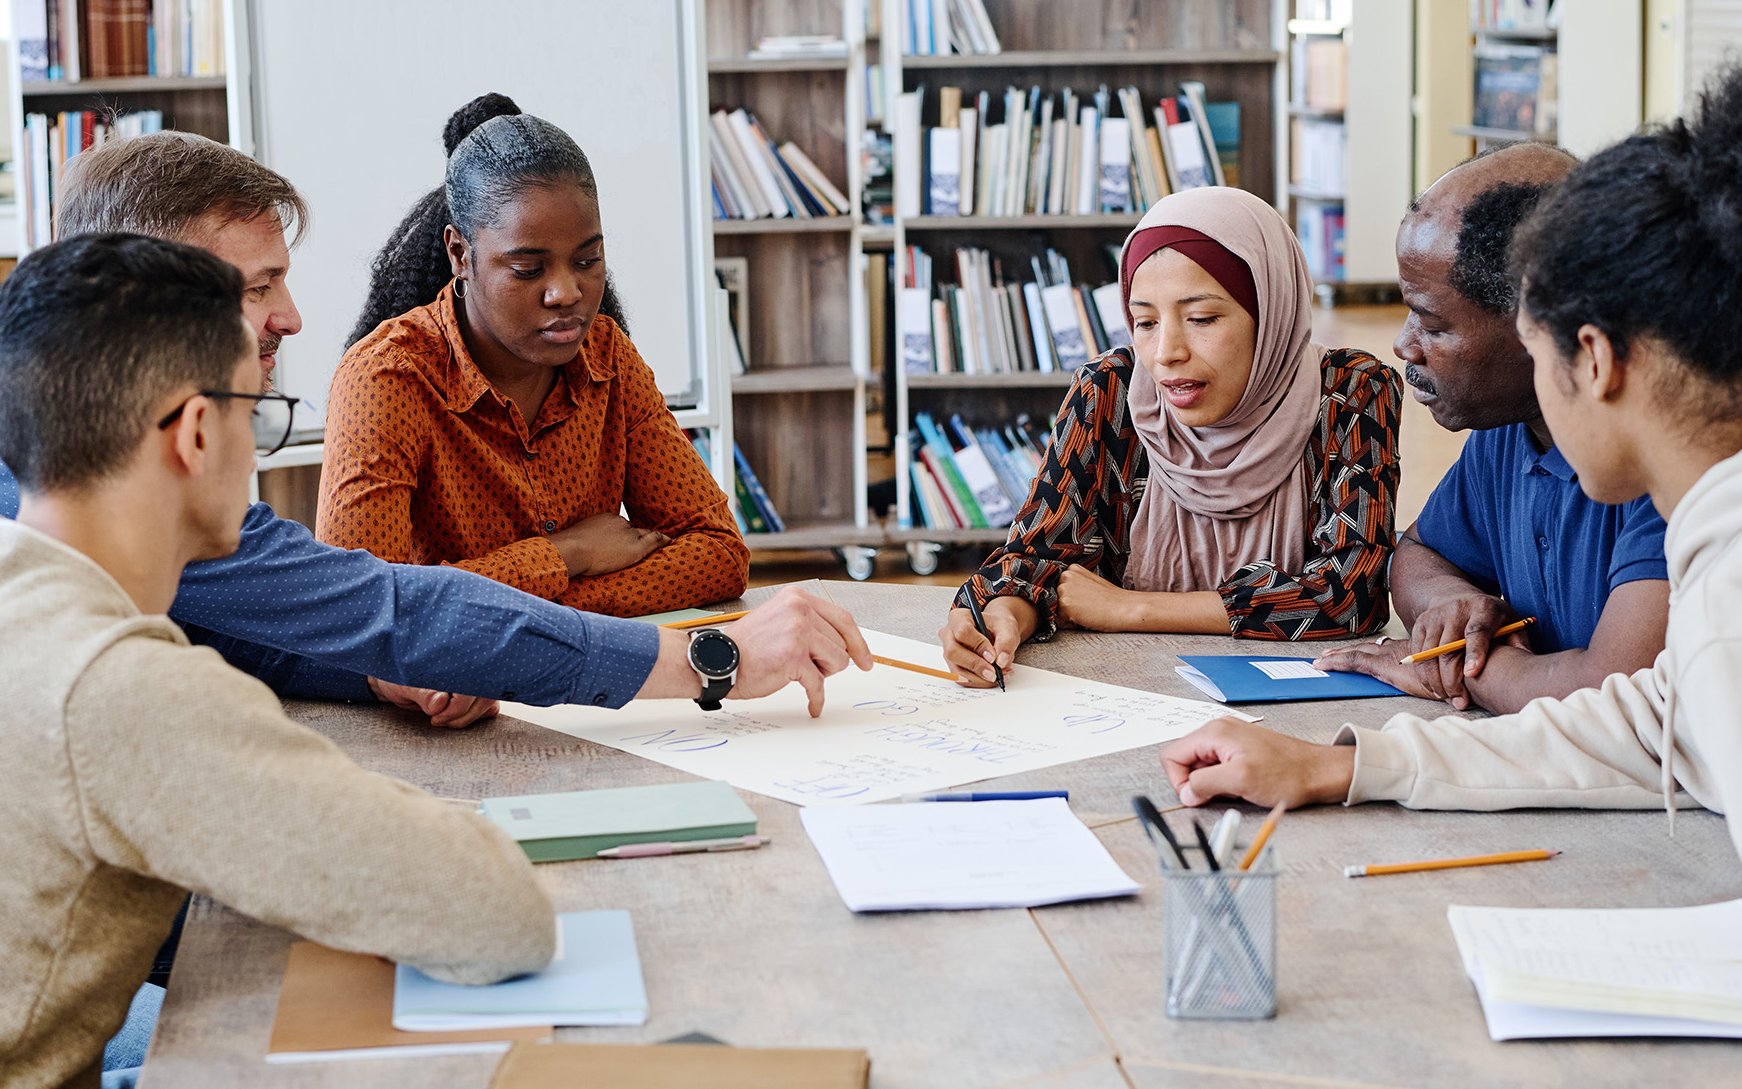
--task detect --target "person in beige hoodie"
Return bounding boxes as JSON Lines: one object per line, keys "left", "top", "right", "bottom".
{"left": 0, "top": 234, "right": 563, "bottom": 1089}
{"left": 1157, "top": 66, "right": 1742, "bottom": 863}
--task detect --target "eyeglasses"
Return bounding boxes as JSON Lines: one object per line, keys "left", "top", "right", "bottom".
{"left": 156, "top": 391, "right": 303, "bottom": 456}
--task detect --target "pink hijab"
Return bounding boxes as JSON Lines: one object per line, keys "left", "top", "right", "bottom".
{"left": 1119, "top": 187, "right": 1323, "bottom": 595}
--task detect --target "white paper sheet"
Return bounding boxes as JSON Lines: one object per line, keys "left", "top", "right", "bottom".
{"left": 801, "top": 798, "right": 1139, "bottom": 911}
{"left": 1447, "top": 899, "right": 1742, "bottom": 1039}
{"left": 1252, "top": 660, "right": 1328, "bottom": 681}
{"left": 504, "top": 630, "right": 1235, "bottom": 806}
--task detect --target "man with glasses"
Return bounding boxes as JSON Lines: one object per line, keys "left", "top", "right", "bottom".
{"left": 0, "top": 131, "right": 868, "bottom": 725}
{"left": 0, "top": 233, "right": 559, "bottom": 1089}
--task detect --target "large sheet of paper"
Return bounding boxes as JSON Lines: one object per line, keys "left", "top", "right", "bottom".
{"left": 503, "top": 629, "right": 1235, "bottom": 806}
{"left": 1447, "top": 899, "right": 1742, "bottom": 1039}
{"left": 801, "top": 798, "right": 1140, "bottom": 911}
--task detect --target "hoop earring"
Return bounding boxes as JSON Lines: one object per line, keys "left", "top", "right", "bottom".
{"left": 454, "top": 278, "right": 468, "bottom": 301}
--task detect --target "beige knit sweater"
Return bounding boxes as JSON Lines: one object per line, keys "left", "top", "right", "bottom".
{"left": 1339, "top": 448, "right": 1742, "bottom": 861}
{"left": 0, "top": 521, "right": 556, "bottom": 1089}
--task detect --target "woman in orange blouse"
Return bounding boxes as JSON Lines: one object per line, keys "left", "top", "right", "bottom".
{"left": 317, "top": 95, "right": 747, "bottom": 617}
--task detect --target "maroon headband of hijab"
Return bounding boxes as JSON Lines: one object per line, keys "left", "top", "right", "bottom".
{"left": 1121, "top": 225, "right": 1259, "bottom": 329}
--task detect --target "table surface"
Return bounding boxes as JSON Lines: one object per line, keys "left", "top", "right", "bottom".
{"left": 140, "top": 581, "right": 1742, "bottom": 1089}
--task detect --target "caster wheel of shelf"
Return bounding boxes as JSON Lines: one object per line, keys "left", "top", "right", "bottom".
{"left": 906, "top": 541, "right": 941, "bottom": 577}
{"left": 839, "top": 547, "right": 877, "bottom": 582}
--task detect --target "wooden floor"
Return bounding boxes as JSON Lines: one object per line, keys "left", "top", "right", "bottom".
{"left": 752, "top": 304, "right": 1467, "bottom": 588}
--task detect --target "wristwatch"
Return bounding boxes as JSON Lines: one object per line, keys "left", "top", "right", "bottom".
{"left": 687, "top": 628, "right": 740, "bottom": 711}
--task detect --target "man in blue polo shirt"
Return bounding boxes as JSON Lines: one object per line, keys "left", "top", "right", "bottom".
{"left": 1315, "top": 144, "right": 1669, "bottom": 714}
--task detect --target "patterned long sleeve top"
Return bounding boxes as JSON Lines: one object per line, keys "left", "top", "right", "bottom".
{"left": 953, "top": 346, "right": 1402, "bottom": 640}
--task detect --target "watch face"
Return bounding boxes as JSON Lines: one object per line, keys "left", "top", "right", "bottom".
{"left": 689, "top": 629, "right": 739, "bottom": 678}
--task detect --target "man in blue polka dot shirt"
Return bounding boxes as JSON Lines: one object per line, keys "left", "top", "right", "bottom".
{"left": 0, "top": 132, "right": 870, "bottom": 724}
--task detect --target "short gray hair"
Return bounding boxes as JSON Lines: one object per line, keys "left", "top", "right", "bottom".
{"left": 55, "top": 131, "right": 308, "bottom": 245}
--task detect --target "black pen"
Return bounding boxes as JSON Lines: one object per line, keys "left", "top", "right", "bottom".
{"left": 1133, "top": 794, "right": 1191, "bottom": 869}
{"left": 1191, "top": 818, "right": 1221, "bottom": 872}
{"left": 965, "top": 594, "right": 1005, "bottom": 691}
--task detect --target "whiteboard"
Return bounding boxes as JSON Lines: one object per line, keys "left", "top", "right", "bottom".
{"left": 244, "top": 0, "right": 710, "bottom": 426}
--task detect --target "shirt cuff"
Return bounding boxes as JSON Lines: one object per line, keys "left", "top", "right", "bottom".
{"left": 286, "top": 659, "right": 376, "bottom": 703}
{"left": 565, "top": 613, "right": 661, "bottom": 709}
{"left": 475, "top": 537, "right": 571, "bottom": 601}
{"left": 1333, "top": 722, "right": 1416, "bottom": 804}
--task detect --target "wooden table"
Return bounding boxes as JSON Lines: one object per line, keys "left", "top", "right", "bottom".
{"left": 140, "top": 582, "right": 1742, "bottom": 1088}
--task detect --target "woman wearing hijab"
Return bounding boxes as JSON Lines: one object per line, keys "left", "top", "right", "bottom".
{"left": 940, "top": 187, "right": 1402, "bottom": 686}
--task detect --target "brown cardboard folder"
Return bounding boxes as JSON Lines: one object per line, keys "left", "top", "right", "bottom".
{"left": 488, "top": 1040, "right": 871, "bottom": 1087}
{"left": 267, "top": 942, "right": 551, "bottom": 1062}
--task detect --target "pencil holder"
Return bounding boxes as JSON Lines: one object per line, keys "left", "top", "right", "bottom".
{"left": 1160, "top": 860, "right": 1277, "bottom": 1020}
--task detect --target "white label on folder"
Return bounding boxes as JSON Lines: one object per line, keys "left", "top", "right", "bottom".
{"left": 1252, "top": 661, "right": 1328, "bottom": 681}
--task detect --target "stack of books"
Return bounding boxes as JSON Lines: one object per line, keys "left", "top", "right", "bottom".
{"left": 16, "top": 0, "right": 227, "bottom": 82}
{"left": 894, "top": 82, "right": 1238, "bottom": 220}
{"left": 685, "top": 430, "right": 785, "bottom": 537}
{"left": 1296, "top": 204, "right": 1346, "bottom": 283}
{"left": 899, "top": 245, "right": 1128, "bottom": 376}
{"left": 709, "top": 109, "right": 852, "bottom": 222}
{"left": 902, "top": 0, "right": 1000, "bottom": 56}
{"left": 907, "top": 411, "right": 1052, "bottom": 531}
{"left": 1473, "top": 44, "right": 1558, "bottom": 137}
{"left": 20, "top": 109, "right": 164, "bottom": 249}
{"left": 746, "top": 34, "right": 847, "bottom": 60}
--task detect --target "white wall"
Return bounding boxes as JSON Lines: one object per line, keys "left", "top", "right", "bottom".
{"left": 246, "top": 0, "right": 709, "bottom": 427}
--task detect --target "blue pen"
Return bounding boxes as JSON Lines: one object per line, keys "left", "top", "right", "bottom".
{"left": 902, "top": 790, "right": 1069, "bottom": 802}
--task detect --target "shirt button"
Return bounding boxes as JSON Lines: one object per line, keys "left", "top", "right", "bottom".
{"left": 525, "top": 448, "right": 537, "bottom": 460}
{"left": 592, "top": 692, "right": 609, "bottom": 706}
{"left": 1537, "top": 536, "right": 1549, "bottom": 550}
{"left": 502, "top": 691, "right": 517, "bottom": 700}
{"left": 543, "top": 520, "right": 558, "bottom": 533}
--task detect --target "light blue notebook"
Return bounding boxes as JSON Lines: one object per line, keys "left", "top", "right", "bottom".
{"left": 392, "top": 910, "right": 648, "bottom": 1030}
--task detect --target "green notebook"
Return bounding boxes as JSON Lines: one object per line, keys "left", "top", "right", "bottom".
{"left": 480, "top": 781, "right": 757, "bottom": 863}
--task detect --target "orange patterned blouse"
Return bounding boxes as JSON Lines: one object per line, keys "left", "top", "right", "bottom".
{"left": 315, "top": 283, "right": 748, "bottom": 617}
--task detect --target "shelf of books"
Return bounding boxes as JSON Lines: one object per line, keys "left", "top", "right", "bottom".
{"left": 1459, "top": 0, "right": 1641, "bottom": 161}
{"left": 1285, "top": 0, "right": 1411, "bottom": 292}
{"left": 705, "top": 0, "right": 879, "bottom": 572}
{"left": 881, "top": 0, "right": 1284, "bottom": 571}
{"left": 12, "top": 0, "right": 235, "bottom": 253}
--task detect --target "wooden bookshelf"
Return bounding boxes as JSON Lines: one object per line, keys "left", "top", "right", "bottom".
{"left": 901, "top": 48, "right": 1281, "bottom": 70}
{"left": 1285, "top": 0, "right": 1412, "bottom": 290}
{"left": 10, "top": 1, "right": 244, "bottom": 256}
{"left": 706, "top": 0, "right": 872, "bottom": 573}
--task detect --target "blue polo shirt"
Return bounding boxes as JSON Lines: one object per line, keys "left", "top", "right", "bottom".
{"left": 1413, "top": 422, "right": 1668, "bottom": 654}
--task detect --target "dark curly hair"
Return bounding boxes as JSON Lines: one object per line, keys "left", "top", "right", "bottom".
{"left": 1513, "top": 64, "right": 1742, "bottom": 413}
{"left": 1448, "top": 180, "right": 1557, "bottom": 314}
{"left": 346, "top": 93, "right": 628, "bottom": 347}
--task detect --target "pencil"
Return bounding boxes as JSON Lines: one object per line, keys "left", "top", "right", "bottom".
{"left": 872, "top": 654, "right": 956, "bottom": 680}
{"left": 1399, "top": 617, "right": 1536, "bottom": 665}
{"left": 662, "top": 610, "right": 750, "bottom": 630}
{"left": 1344, "top": 848, "right": 1560, "bottom": 878}
{"left": 1237, "top": 802, "right": 1286, "bottom": 871}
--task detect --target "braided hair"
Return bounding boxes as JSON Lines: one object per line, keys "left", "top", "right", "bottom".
{"left": 347, "top": 93, "right": 628, "bottom": 347}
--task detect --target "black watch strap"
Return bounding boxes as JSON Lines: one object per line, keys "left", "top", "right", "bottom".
{"left": 696, "top": 675, "right": 731, "bottom": 712}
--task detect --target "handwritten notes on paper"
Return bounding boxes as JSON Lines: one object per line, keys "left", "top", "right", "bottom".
{"left": 502, "top": 629, "right": 1234, "bottom": 806}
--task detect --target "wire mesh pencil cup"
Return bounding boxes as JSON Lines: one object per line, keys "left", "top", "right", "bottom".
{"left": 1161, "top": 857, "right": 1277, "bottom": 1020}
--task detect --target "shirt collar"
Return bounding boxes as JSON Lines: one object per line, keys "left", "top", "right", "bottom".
{"left": 430, "top": 281, "right": 616, "bottom": 416}
{"left": 1527, "top": 432, "right": 1578, "bottom": 482}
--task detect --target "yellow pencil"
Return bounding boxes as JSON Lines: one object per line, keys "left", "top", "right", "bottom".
{"left": 1399, "top": 617, "right": 1536, "bottom": 665}
{"left": 872, "top": 654, "right": 956, "bottom": 680}
{"left": 1344, "top": 848, "right": 1560, "bottom": 879}
{"left": 662, "top": 610, "right": 750, "bottom": 630}
{"left": 1237, "top": 802, "right": 1287, "bottom": 871}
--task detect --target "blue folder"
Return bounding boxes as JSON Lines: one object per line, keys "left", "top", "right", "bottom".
{"left": 1176, "top": 655, "right": 1405, "bottom": 704}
